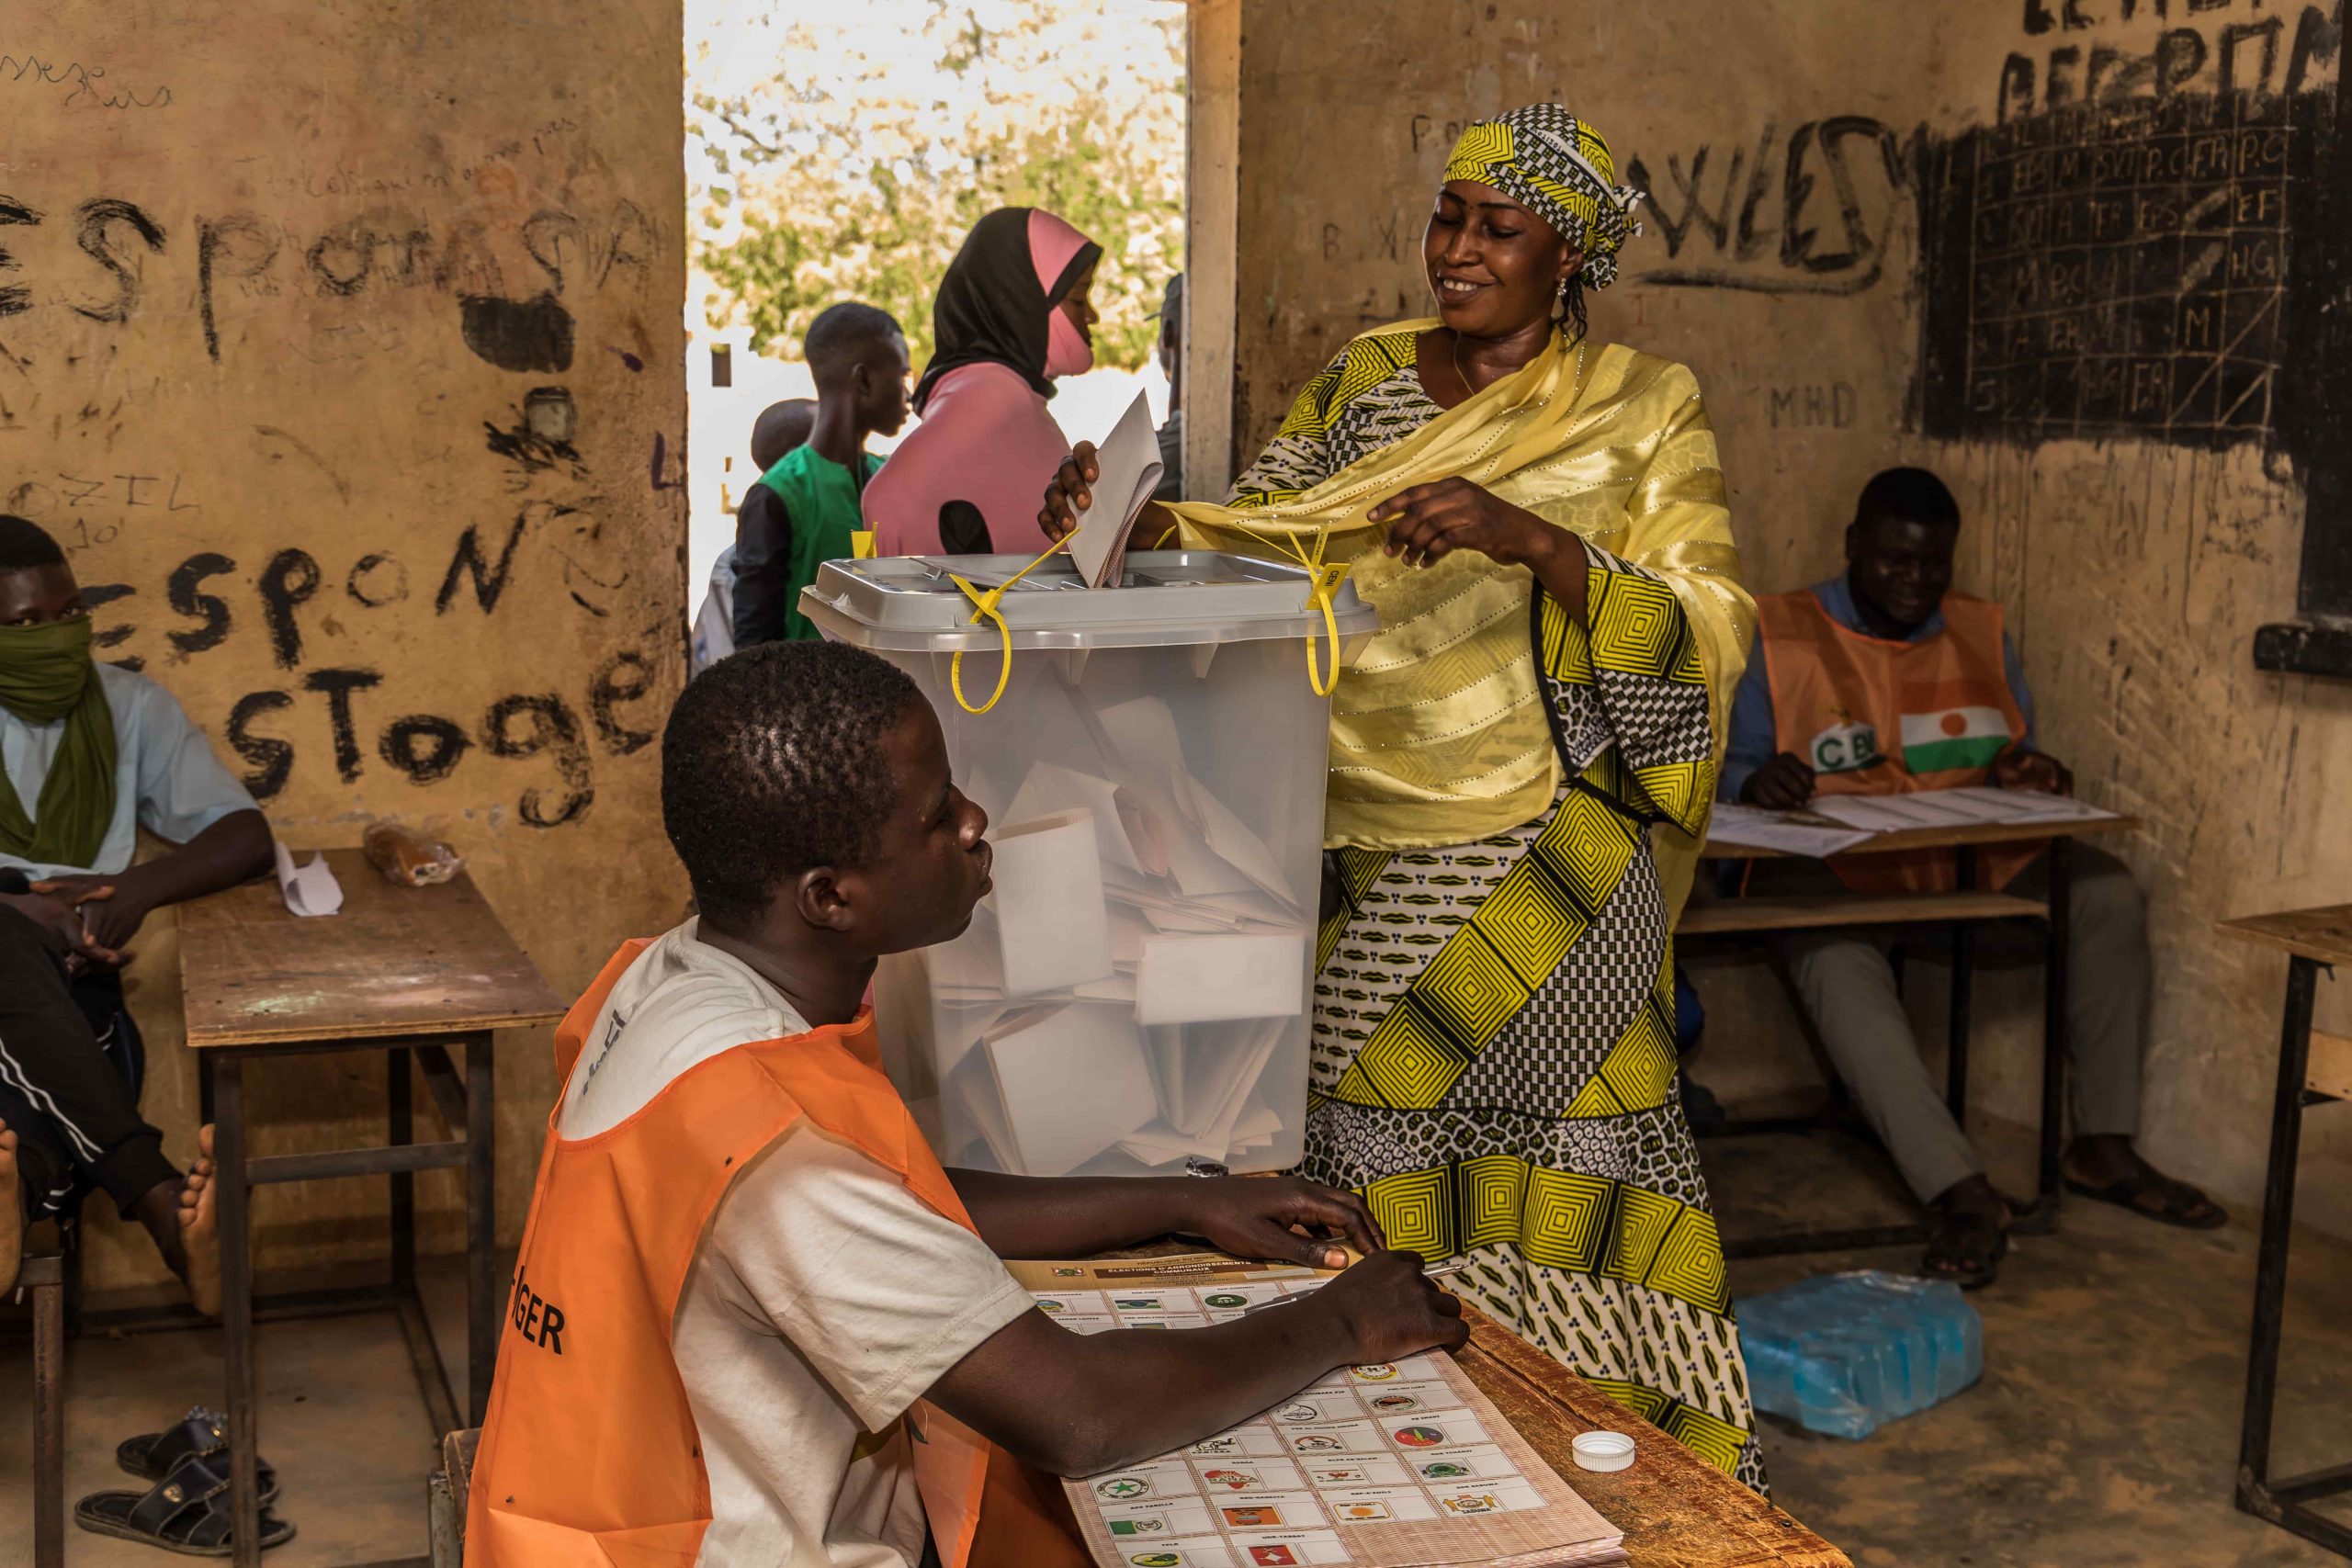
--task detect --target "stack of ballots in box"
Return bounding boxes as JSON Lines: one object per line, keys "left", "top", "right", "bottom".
{"left": 911, "top": 690, "right": 1315, "bottom": 1178}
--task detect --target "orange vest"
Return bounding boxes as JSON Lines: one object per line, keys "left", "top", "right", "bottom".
{"left": 1756, "top": 589, "right": 2037, "bottom": 893}
{"left": 465, "top": 940, "right": 1085, "bottom": 1568}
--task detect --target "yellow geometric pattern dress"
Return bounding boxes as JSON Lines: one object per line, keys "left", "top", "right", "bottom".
{"left": 1238, "top": 333, "right": 1767, "bottom": 1490}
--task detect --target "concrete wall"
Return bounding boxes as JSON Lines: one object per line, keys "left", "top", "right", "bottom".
{"left": 1204, "top": 0, "right": 2352, "bottom": 1234}
{"left": 6, "top": 1, "right": 687, "bottom": 1292}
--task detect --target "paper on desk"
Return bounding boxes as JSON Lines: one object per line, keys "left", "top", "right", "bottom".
{"left": 1705, "top": 802, "right": 1876, "bottom": 858}
{"left": 989, "top": 809, "right": 1114, "bottom": 997}
{"left": 1809, "top": 786, "right": 2117, "bottom": 834}
{"left": 1136, "top": 930, "right": 1308, "bottom": 1024}
{"left": 1066, "top": 391, "right": 1165, "bottom": 589}
{"left": 273, "top": 842, "right": 344, "bottom": 917}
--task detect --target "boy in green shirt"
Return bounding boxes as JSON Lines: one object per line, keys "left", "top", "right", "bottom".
{"left": 732, "top": 304, "right": 911, "bottom": 645}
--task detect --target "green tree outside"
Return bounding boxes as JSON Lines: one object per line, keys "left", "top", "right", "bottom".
{"left": 690, "top": 0, "right": 1184, "bottom": 371}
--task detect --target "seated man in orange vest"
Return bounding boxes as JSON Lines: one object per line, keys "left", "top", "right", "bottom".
{"left": 1719, "top": 468, "right": 2222, "bottom": 1290}
{"left": 466, "top": 639, "right": 1468, "bottom": 1568}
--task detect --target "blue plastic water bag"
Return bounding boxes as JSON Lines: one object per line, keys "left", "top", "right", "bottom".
{"left": 1734, "top": 1269, "right": 1984, "bottom": 1439}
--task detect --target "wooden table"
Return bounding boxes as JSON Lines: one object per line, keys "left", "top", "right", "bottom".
{"left": 178, "top": 849, "right": 564, "bottom": 1568}
{"left": 1457, "top": 1301, "right": 1846, "bottom": 1566}
{"left": 1688, "top": 816, "right": 2136, "bottom": 1258}
{"left": 2217, "top": 904, "right": 2352, "bottom": 1559}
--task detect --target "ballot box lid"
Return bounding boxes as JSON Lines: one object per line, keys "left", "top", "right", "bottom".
{"left": 802, "top": 550, "right": 1378, "bottom": 652}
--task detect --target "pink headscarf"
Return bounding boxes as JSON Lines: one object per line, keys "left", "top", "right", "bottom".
{"left": 865, "top": 209, "right": 1101, "bottom": 557}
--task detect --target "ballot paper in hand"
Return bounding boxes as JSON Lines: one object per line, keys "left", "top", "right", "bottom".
{"left": 273, "top": 842, "right": 344, "bottom": 917}
{"left": 1065, "top": 391, "right": 1165, "bottom": 588}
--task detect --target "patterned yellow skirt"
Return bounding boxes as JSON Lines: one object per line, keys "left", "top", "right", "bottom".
{"left": 1301, "top": 560, "right": 1767, "bottom": 1491}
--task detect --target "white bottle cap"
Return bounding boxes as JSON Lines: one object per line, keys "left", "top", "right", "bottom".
{"left": 1571, "top": 1430, "right": 1636, "bottom": 1472}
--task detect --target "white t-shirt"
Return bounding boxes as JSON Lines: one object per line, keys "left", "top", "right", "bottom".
{"left": 0, "top": 662, "right": 259, "bottom": 881}
{"left": 558, "top": 922, "right": 1035, "bottom": 1568}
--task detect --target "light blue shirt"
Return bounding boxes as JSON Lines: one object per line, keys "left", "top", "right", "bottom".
{"left": 1, "top": 662, "right": 260, "bottom": 881}
{"left": 1719, "top": 575, "right": 2036, "bottom": 803}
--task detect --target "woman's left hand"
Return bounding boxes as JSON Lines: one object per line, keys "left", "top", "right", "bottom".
{"left": 1371, "top": 478, "right": 1563, "bottom": 571}
{"left": 1175, "top": 1175, "right": 1387, "bottom": 1270}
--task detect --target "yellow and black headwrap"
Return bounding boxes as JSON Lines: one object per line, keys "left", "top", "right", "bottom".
{"left": 1443, "top": 104, "right": 1643, "bottom": 290}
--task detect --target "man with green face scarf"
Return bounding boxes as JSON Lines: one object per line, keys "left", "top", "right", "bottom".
{"left": 0, "top": 514, "right": 274, "bottom": 1312}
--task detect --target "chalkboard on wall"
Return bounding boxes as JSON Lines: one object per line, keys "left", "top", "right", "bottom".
{"left": 1917, "top": 92, "right": 2317, "bottom": 450}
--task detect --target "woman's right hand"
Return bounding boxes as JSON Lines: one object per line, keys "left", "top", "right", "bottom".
{"left": 1038, "top": 440, "right": 1100, "bottom": 543}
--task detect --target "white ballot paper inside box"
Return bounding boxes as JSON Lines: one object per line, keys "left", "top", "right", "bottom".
{"left": 1136, "top": 931, "right": 1309, "bottom": 1025}
{"left": 1065, "top": 390, "right": 1165, "bottom": 589}
{"left": 988, "top": 808, "right": 1114, "bottom": 998}
{"left": 981, "top": 1003, "right": 1158, "bottom": 1176}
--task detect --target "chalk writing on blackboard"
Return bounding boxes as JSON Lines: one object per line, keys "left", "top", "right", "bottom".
{"left": 1918, "top": 92, "right": 2305, "bottom": 447}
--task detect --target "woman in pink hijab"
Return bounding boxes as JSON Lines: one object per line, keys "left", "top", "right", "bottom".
{"left": 863, "top": 208, "right": 1100, "bottom": 556}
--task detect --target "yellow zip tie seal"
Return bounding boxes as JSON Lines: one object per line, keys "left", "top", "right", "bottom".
{"left": 946, "top": 539, "right": 1068, "bottom": 715}
{"left": 850, "top": 530, "right": 878, "bottom": 560}
{"left": 1257, "top": 528, "right": 1350, "bottom": 697}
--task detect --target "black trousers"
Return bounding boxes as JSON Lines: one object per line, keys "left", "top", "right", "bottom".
{"left": 0, "top": 876, "right": 175, "bottom": 1223}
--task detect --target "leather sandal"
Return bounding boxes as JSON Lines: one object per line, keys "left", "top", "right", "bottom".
{"left": 1922, "top": 1202, "right": 2009, "bottom": 1292}
{"left": 118, "top": 1406, "right": 280, "bottom": 1505}
{"left": 76, "top": 1451, "right": 297, "bottom": 1556}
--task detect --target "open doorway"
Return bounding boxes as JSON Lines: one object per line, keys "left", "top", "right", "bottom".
{"left": 681, "top": 0, "right": 1187, "bottom": 627}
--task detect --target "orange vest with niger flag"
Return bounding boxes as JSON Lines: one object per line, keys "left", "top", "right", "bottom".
{"left": 1756, "top": 589, "right": 2038, "bottom": 893}
{"left": 463, "top": 940, "right": 1086, "bottom": 1568}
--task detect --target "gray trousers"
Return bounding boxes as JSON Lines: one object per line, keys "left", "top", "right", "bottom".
{"left": 1752, "top": 844, "right": 2147, "bottom": 1205}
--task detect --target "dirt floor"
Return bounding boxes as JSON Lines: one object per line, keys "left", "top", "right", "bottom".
{"left": 3, "top": 1111, "right": 2346, "bottom": 1565}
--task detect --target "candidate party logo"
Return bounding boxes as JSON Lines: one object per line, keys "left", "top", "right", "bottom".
{"left": 1096, "top": 1476, "right": 1150, "bottom": 1501}
{"left": 1392, "top": 1425, "right": 1447, "bottom": 1448}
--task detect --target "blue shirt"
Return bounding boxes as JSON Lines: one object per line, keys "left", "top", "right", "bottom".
{"left": 0, "top": 662, "right": 260, "bottom": 881}
{"left": 1718, "top": 576, "right": 2036, "bottom": 803}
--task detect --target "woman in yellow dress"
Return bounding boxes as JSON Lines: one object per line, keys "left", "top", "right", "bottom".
{"left": 1043, "top": 104, "right": 1763, "bottom": 1487}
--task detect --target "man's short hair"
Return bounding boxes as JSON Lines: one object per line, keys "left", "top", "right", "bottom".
{"left": 749, "top": 399, "right": 818, "bottom": 471}
{"left": 805, "top": 302, "right": 905, "bottom": 390}
{"left": 662, "top": 640, "right": 924, "bottom": 926}
{"left": 1854, "top": 468, "right": 1961, "bottom": 533}
{"left": 0, "top": 514, "right": 65, "bottom": 572}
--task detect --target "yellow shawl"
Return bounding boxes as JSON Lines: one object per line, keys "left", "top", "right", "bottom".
{"left": 1167, "top": 323, "right": 1753, "bottom": 899}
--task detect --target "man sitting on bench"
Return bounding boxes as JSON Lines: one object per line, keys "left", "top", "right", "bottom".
{"left": 1718, "top": 468, "right": 2221, "bottom": 1288}
{"left": 0, "top": 513, "right": 273, "bottom": 1309}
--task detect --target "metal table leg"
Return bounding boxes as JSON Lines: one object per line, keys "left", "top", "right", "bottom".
{"left": 29, "top": 1252, "right": 64, "bottom": 1568}
{"left": 215, "top": 1055, "right": 263, "bottom": 1568}
{"left": 2233, "top": 955, "right": 2352, "bottom": 1556}
{"left": 467, "top": 1033, "right": 498, "bottom": 1424}
{"left": 1948, "top": 846, "right": 1976, "bottom": 1121}
{"left": 2036, "top": 836, "right": 2072, "bottom": 1212}
{"left": 390, "top": 1047, "right": 414, "bottom": 1294}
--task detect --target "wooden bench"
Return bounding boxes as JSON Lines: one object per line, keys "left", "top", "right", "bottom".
{"left": 22, "top": 1247, "right": 65, "bottom": 1568}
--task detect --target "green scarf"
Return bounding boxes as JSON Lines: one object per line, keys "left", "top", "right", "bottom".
{"left": 0, "top": 616, "right": 118, "bottom": 869}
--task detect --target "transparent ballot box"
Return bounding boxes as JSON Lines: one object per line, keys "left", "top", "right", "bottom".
{"left": 802, "top": 552, "right": 1375, "bottom": 1175}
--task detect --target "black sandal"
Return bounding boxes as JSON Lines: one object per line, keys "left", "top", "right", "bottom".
{"left": 118, "top": 1407, "right": 280, "bottom": 1505}
{"left": 2065, "top": 1171, "right": 2228, "bottom": 1230}
{"left": 1922, "top": 1203, "right": 2009, "bottom": 1292}
{"left": 76, "top": 1452, "right": 297, "bottom": 1556}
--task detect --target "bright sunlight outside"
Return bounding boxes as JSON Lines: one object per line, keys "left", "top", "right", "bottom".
{"left": 682, "top": 0, "right": 1187, "bottom": 612}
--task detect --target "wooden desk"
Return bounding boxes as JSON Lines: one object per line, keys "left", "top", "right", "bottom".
{"left": 1456, "top": 1301, "right": 1846, "bottom": 1567}
{"left": 178, "top": 849, "right": 564, "bottom": 1568}
{"left": 1689, "top": 815, "right": 2136, "bottom": 1258}
{"left": 2217, "top": 905, "right": 2352, "bottom": 1560}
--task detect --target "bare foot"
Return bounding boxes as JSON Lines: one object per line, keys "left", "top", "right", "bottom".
{"left": 179, "top": 1124, "right": 220, "bottom": 1317}
{"left": 0, "top": 1119, "right": 20, "bottom": 1294}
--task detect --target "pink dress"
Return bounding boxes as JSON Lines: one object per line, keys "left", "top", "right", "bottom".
{"left": 862, "top": 362, "right": 1069, "bottom": 557}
